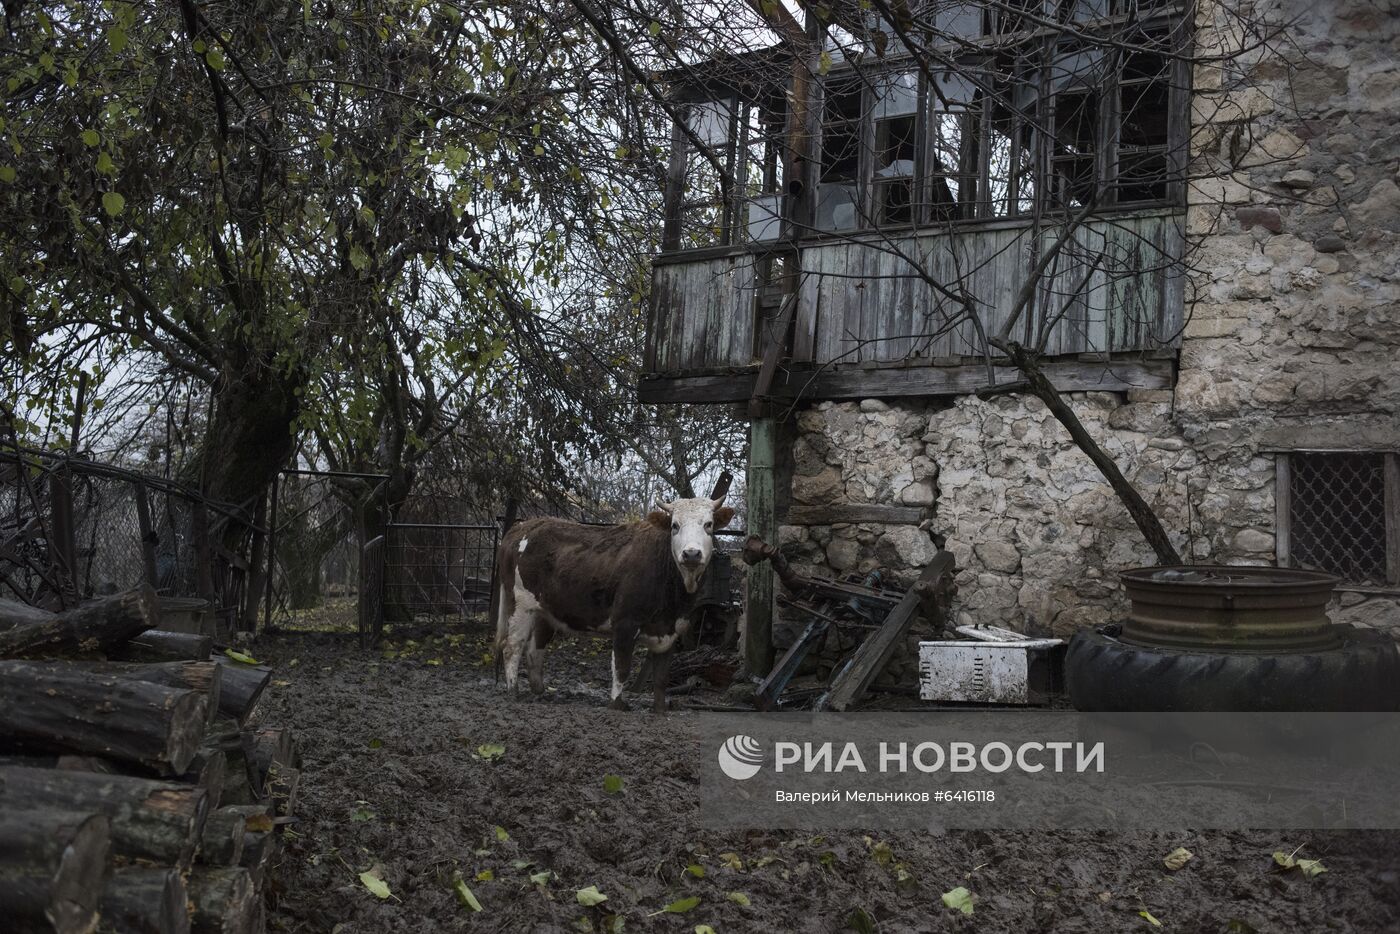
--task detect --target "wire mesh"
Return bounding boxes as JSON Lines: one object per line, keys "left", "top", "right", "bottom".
{"left": 383, "top": 523, "right": 498, "bottom": 621}
{"left": 1288, "top": 452, "right": 1388, "bottom": 584}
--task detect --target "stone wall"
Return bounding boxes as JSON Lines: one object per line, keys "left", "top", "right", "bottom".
{"left": 776, "top": 0, "right": 1400, "bottom": 646}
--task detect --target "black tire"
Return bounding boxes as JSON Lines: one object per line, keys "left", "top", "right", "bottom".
{"left": 1066, "top": 624, "right": 1400, "bottom": 712}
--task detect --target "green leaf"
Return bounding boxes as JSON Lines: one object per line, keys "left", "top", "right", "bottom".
{"left": 659, "top": 896, "right": 700, "bottom": 914}
{"left": 223, "top": 648, "right": 259, "bottom": 665}
{"left": 95, "top": 153, "right": 116, "bottom": 176}
{"left": 348, "top": 244, "right": 369, "bottom": 272}
{"left": 453, "top": 873, "right": 482, "bottom": 911}
{"left": 530, "top": 870, "right": 553, "bottom": 886}
{"left": 941, "top": 886, "right": 974, "bottom": 916}
{"left": 359, "top": 869, "right": 391, "bottom": 899}
{"left": 206, "top": 48, "right": 226, "bottom": 70}
{"left": 1140, "top": 910, "right": 1163, "bottom": 927}
{"left": 696, "top": 927, "right": 716, "bottom": 934}
{"left": 603, "top": 774, "right": 623, "bottom": 794}
{"left": 80, "top": 129, "right": 99, "bottom": 147}
{"left": 1273, "top": 851, "right": 1326, "bottom": 877}
{"left": 350, "top": 806, "right": 375, "bottom": 821}
{"left": 0, "top": 166, "right": 15, "bottom": 184}
{"left": 576, "top": 885, "right": 608, "bottom": 906}
{"left": 648, "top": 20, "right": 661, "bottom": 36}
{"left": 718, "top": 852, "right": 743, "bottom": 871}
{"left": 726, "top": 891, "right": 750, "bottom": 906}
{"left": 476, "top": 869, "right": 494, "bottom": 882}
{"left": 685, "top": 863, "right": 704, "bottom": 878}
{"left": 493, "top": 825, "right": 509, "bottom": 841}
{"left": 101, "top": 191, "right": 125, "bottom": 217}
{"left": 368, "top": 738, "right": 384, "bottom": 749}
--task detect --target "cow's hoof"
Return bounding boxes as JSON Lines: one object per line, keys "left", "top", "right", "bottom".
{"left": 608, "top": 697, "right": 631, "bottom": 712}
{"left": 529, "top": 681, "right": 545, "bottom": 696}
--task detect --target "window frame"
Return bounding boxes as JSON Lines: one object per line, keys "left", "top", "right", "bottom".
{"left": 1274, "top": 450, "right": 1400, "bottom": 591}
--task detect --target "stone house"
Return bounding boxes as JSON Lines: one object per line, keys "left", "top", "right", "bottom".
{"left": 641, "top": 0, "right": 1400, "bottom": 668}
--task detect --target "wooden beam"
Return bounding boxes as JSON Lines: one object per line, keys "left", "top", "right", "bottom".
{"left": 744, "top": 419, "right": 777, "bottom": 676}
{"left": 819, "top": 550, "right": 956, "bottom": 712}
{"left": 638, "top": 359, "right": 1175, "bottom": 405}
{"left": 786, "top": 504, "right": 925, "bottom": 525}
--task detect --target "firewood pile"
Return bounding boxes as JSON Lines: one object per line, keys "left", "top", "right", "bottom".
{"left": 0, "top": 584, "right": 298, "bottom": 934}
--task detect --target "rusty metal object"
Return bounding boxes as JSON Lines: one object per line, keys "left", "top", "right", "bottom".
{"left": 1119, "top": 566, "right": 1342, "bottom": 652}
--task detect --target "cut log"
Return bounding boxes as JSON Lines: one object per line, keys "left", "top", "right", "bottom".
{"left": 0, "top": 661, "right": 207, "bottom": 774}
{"left": 209, "top": 659, "right": 271, "bottom": 724}
{"left": 0, "top": 766, "right": 208, "bottom": 870}
{"left": 248, "top": 729, "right": 293, "bottom": 791}
{"left": 265, "top": 765, "right": 299, "bottom": 818}
{"left": 198, "top": 806, "right": 247, "bottom": 867}
{"left": 0, "top": 807, "right": 110, "bottom": 934}
{"left": 0, "top": 585, "right": 157, "bottom": 659}
{"left": 183, "top": 748, "right": 227, "bottom": 813}
{"left": 237, "top": 825, "right": 277, "bottom": 890}
{"left": 201, "top": 720, "right": 259, "bottom": 806}
{"left": 98, "top": 866, "right": 190, "bottom": 934}
{"left": 22, "top": 661, "right": 223, "bottom": 731}
{"left": 109, "top": 631, "right": 212, "bottom": 663}
{"left": 187, "top": 868, "right": 259, "bottom": 934}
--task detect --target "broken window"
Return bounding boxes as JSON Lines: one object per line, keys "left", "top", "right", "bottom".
{"left": 1115, "top": 40, "right": 1173, "bottom": 203}
{"left": 740, "top": 97, "right": 788, "bottom": 242}
{"left": 1277, "top": 452, "right": 1399, "bottom": 586}
{"left": 678, "top": 98, "right": 736, "bottom": 248}
{"left": 872, "top": 72, "right": 919, "bottom": 224}
{"left": 928, "top": 71, "right": 980, "bottom": 220}
{"left": 816, "top": 77, "right": 865, "bottom": 230}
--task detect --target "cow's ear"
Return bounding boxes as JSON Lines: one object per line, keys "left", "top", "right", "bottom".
{"left": 713, "top": 506, "right": 736, "bottom": 530}
{"left": 646, "top": 510, "right": 671, "bottom": 530}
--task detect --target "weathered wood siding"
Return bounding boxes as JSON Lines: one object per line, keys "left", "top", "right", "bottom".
{"left": 650, "top": 211, "right": 1185, "bottom": 373}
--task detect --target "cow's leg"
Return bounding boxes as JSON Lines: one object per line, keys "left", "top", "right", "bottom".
{"left": 609, "top": 628, "right": 636, "bottom": 711}
{"left": 650, "top": 647, "right": 674, "bottom": 715}
{"left": 502, "top": 607, "right": 535, "bottom": 694}
{"left": 526, "top": 624, "right": 553, "bottom": 695}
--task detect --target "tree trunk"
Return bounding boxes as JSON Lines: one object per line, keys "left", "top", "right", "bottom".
{"left": 0, "top": 585, "right": 157, "bottom": 659}
{"left": 0, "top": 662, "right": 207, "bottom": 774}
{"left": 187, "top": 868, "right": 259, "bottom": 934}
{"left": 209, "top": 659, "right": 271, "bottom": 725}
{"left": 0, "top": 808, "right": 109, "bottom": 934}
{"left": 998, "top": 341, "right": 1183, "bottom": 566}
{"left": 0, "top": 766, "right": 208, "bottom": 869}
{"left": 99, "top": 866, "right": 190, "bottom": 934}
{"left": 108, "top": 631, "right": 212, "bottom": 663}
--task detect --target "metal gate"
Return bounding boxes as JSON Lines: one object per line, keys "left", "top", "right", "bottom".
{"left": 382, "top": 522, "right": 498, "bottom": 622}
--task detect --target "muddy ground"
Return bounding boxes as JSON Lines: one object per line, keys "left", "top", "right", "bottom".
{"left": 255, "top": 619, "right": 1400, "bottom": 933}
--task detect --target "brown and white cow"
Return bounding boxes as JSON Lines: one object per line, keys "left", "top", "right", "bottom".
{"left": 494, "top": 496, "right": 735, "bottom": 713}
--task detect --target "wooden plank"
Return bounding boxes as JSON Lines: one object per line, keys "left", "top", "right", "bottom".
{"left": 792, "top": 260, "right": 818, "bottom": 364}
{"left": 637, "top": 358, "right": 1175, "bottom": 404}
{"left": 820, "top": 550, "right": 956, "bottom": 712}
{"left": 786, "top": 504, "right": 925, "bottom": 525}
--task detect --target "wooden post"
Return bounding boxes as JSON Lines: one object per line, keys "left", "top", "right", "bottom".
{"left": 745, "top": 418, "right": 776, "bottom": 676}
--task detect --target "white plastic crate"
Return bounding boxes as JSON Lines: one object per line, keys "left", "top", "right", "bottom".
{"left": 918, "top": 626, "right": 1062, "bottom": 705}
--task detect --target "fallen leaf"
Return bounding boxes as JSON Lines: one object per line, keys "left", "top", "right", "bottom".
{"left": 576, "top": 885, "right": 608, "bottom": 906}
{"left": 359, "top": 869, "right": 391, "bottom": 899}
{"left": 656, "top": 896, "right": 700, "bottom": 915}
{"left": 224, "top": 648, "right": 259, "bottom": 665}
{"left": 695, "top": 926, "right": 717, "bottom": 934}
{"left": 453, "top": 873, "right": 482, "bottom": 911}
{"left": 602, "top": 916, "right": 624, "bottom": 934}
{"left": 685, "top": 863, "right": 705, "bottom": 878}
{"left": 476, "top": 869, "right": 494, "bottom": 882}
{"left": 603, "top": 774, "right": 624, "bottom": 794}
{"left": 530, "top": 870, "right": 553, "bottom": 886}
{"left": 847, "top": 907, "right": 877, "bottom": 934}
{"left": 350, "top": 806, "right": 375, "bottom": 822}
{"left": 1273, "top": 851, "right": 1327, "bottom": 877}
{"left": 368, "top": 738, "right": 383, "bottom": 749}
{"left": 476, "top": 744, "right": 506, "bottom": 761}
{"left": 941, "top": 886, "right": 974, "bottom": 915}
{"left": 1140, "top": 909, "right": 1163, "bottom": 927}
{"left": 287, "top": 658, "right": 299, "bottom": 667}
{"left": 870, "top": 841, "right": 894, "bottom": 865}
{"left": 1163, "top": 847, "right": 1194, "bottom": 871}
{"left": 718, "top": 852, "right": 744, "bottom": 871}
{"left": 726, "top": 891, "right": 750, "bottom": 906}
{"left": 273, "top": 679, "right": 291, "bottom": 687}
{"left": 494, "top": 825, "right": 510, "bottom": 842}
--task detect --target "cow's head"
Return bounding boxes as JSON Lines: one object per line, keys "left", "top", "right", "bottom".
{"left": 649, "top": 495, "right": 736, "bottom": 593}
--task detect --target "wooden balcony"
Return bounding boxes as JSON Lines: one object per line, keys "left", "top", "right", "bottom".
{"left": 642, "top": 209, "right": 1185, "bottom": 404}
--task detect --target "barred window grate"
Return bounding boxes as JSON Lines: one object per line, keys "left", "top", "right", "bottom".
{"left": 1288, "top": 452, "right": 1388, "bottom": 584}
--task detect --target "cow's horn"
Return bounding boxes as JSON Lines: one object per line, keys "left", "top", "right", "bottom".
{"left": 656, "top": 500, "right": 676, "bottom": 515}
{"left": 711, "top": 493, "right": 727, "bottom": 508}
